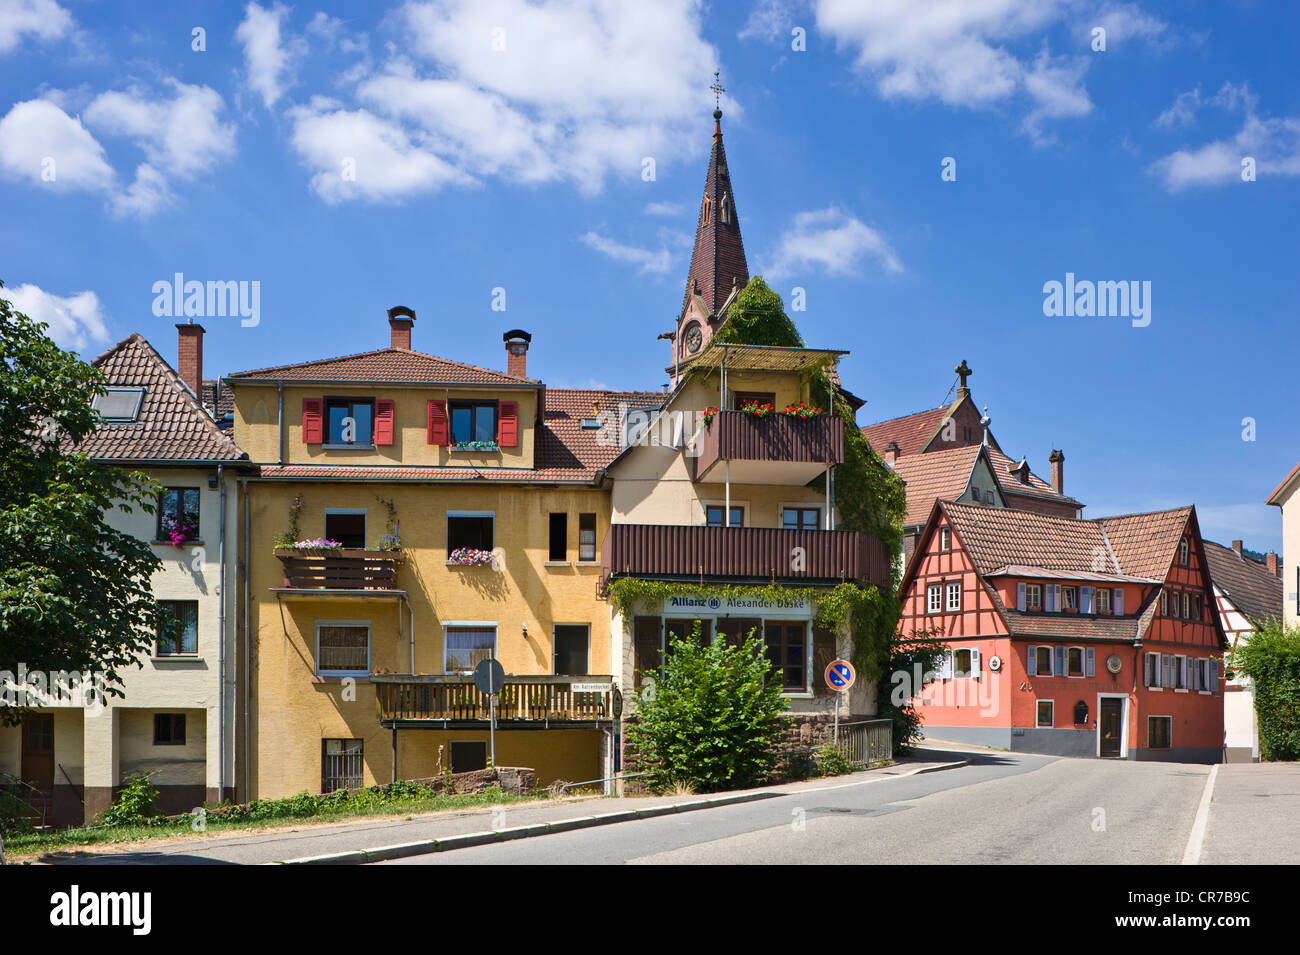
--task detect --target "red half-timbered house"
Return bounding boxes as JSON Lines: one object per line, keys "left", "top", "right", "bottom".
{"left": 898, "top": 500, "right": 1227, "bottom": 762}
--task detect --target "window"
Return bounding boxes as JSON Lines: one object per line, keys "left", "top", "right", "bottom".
{"left": 578, "top": 513, "right": 597, "bottom": 562}
{"left": 732, "top": 391, "right": 775, "bottom": 411}
{"left": 1174, "top": 655, "right": 1188, "bottom": 689}
{"left": 554, "top": 625, "right": 590, "bottom": 675}
{"left": 1159, "top": 589, "right": 1168, "bottom": 616}
{"left": 764, "top": 623, "right": 807, "bottom": 692}
{"left": 927, "top": 584, "right": 943, "bottom": 614}
{"left": 324, "top": 510, "right": 365, "bottom": 548}
{"left": 448, "top": 513, "right": 493, "bottom": 555}
{"left": 317, "top": 623, "right": 369, "bottom": 676}
{"left": 783, "top": 507, "right": 821, "bottom": 531}
{"left": 154, "top": 713, "right": 186, "bottom": 745}
{"left": 1067, "top": 647, "right": 1084, "bottom": 677}
{"left": 321, "top": 738, "right": 363, "bottom": 792}
{"left": 1096, "top": 588, "right": 1112, "bottom": 615}
{"left": 665, "top": 618, "right": 713, "bottom": 649}
{"left": 1148, "top": 716, "right": 1172, "bottom": 749}
{"left": 1193, "top": 658, "right": 1208, "bottom": 691}
{"left": 449, "top": 401, "right": 497, "bottom": 446}
{"left": 548, "top": 513, "right": 567, "bottom": 561}
{"left": 1062, "top": 586, "right": 1078, "bottom": 612}
{"left": 945, "top": 582, "right": 961, "bottom": 612}
{"left": 445, "top": 626, "right": 496, "bottom": 673}
{"left": 1182, "top": 593, "right": 1191, "bottom": 620}
{"left": 1035, "top": 645, "right": 1053, "bottom": 676}
{"left": 450, "top": 741, "right": 487, "bottom": 773}
{"left": 157, "top": 487, "right": 200, "bottom": 542}
{"left": 939, "top": 527, "right": 951, "bottom": 551}
{"left": 92, "top": 386, "right": 145, "bottom": 422}
{"left": 705, "top": 504, "right": 745, "bottom": 527}
{"left": 1025, "top": 584, "right": 1042, "bottom": 611}
{"left": 326, "top": 398, "right": 374, "bottom": 446}
{"left": 1178, "top": 538, "right": 1190, "bottom": 566}
{"left": 1036, "top": 701, "right": 1053, "bottom": 728}
{"left": 1193, "top": 594, "right": 1204, "bottom": 622}
{"left": 952, "top": 648, "right": 979, "bottom": 679}
{"left": 1144, "top": 652, "right": 1161, "bottom": 688}
{"left": 156, "top": 601, "right": 199, "bottom": 656}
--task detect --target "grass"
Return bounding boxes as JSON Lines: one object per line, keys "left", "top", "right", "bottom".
{"left": 2, "top": 784, "right": 543, "bottom": 860}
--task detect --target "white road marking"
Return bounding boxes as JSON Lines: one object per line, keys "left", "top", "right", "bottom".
{"left": 1181, "top": 763, "right": 1219, "bottom": 865}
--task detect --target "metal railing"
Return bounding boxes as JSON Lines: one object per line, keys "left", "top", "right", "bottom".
{"left": 373, "top": 674, "right": 616, "bottom": 724}
{"left": 833, "top": 719, "right": 893, "bottom": 767}
{"left": 0, "top": 772, "right": 49, "bottom": 829}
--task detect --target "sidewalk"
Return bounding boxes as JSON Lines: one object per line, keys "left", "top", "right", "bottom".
{"left": 38, "top": 754, "right": 966, "bottom": 865}
{"left": 1199, "top": 762, "right": 1300, "bottom": 865}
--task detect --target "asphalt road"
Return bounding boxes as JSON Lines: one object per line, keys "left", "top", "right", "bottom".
{"left": 378, "top": 751, "right": 1213, "bottom": 865}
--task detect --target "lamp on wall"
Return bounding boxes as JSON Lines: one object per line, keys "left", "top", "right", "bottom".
{"left": 521, "top": 622, "right": 528, "bottom": 637}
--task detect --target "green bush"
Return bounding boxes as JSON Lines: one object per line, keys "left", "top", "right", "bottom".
{"left": 814, "top": 742, "right": 857, "bottom": 777}
{"left": 96, "top": 771, "right": 161, "bottom": 827}
{"left": 629, "top": 625, "right": 790, "bottom": 793}
{"left": 1229, "top": 620, "right": 1300, "bottom": 761}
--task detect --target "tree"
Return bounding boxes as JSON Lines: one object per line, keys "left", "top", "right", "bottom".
{"left": 0, "top": 282, "right": 165, "bottom": 723}
{"left": 1228, "top": 620, "right": 1300, "bottom": 761}
{"left": 629, "top": 626, "right": 789, "bottom": 792}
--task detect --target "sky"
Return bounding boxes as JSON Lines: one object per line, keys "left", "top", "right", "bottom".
{"left": 1, "top": 0, "right": 1297, "bottom": 555}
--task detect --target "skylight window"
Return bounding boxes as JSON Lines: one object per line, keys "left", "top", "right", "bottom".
{"left": 92, "top": 387, "right": 145, "bottom": 422}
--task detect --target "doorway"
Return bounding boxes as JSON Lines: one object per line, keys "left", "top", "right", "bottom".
{"left": 21, "top": 714, "right": 55, "bottom": 790}
{"left": 1098, "top": 697, "right": 1123, "bottom": 758}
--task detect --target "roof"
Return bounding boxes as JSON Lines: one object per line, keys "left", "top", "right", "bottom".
{"left": 1203, "top": 540, "right": 1283, "bottom": 626}
{"left": 890, "top": 445, "right": 984, "bottom": 526}
{"left": 986, "top": 565, "right": 1155, "bottom": 584}
{"left": 862, "top": 405, "right": 952, "bottom": 457}
{"left": 68, "top": 334, "right": 246, "bottom": 463}
{"left": 203, "top": 379, "right": 234, "bottom": 432}
{"left": 687, "top": 342, "right": 847, "bottom": 375}
{"left": 1095, "top": 507, "right": 1191, "bottom": 581}
{"left": 680, "top": 111, "right": 749, "bottom": 319}
{"left": 940, "top": 501, "right": 1114, "bottom": 577}
{"left": 226, "top": 347, "right": 538, "bottom": 385}
{"left": 985, "top": 447, "right": 1081, "bottom": 508}
{"left": 1266, "top": 459, "right": 1300, "bottom": 505}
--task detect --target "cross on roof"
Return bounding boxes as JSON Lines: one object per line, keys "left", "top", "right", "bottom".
{"left": 710, "top": 71, "right": 725, "bottom": 109}
{"left": 954, "top": 359, "right": 973, "bottom": 391}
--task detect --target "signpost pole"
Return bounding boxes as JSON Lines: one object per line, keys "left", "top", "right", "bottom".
{"left": 834, "top": 691, "right": 840, "bottom": 745}
{"left": 489, "top": 693, "right": 496, "bottom": 767}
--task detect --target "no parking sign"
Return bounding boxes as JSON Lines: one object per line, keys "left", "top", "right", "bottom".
{"left": 825, "top": 659, "right": 855, "bottom": 691}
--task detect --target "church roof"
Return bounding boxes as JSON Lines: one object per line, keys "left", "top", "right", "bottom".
{"left": 680, "top": 110, "right": 749, "bottom": 320}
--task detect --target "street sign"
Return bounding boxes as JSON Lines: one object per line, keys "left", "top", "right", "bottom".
{"left": 825, "top": 659, "right": 855, "bottom": 692}
{"left": 473, "top": 658, "right": 506, "bottom": 695}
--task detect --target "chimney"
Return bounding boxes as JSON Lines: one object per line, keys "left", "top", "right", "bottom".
{"left": 387, "top": 305, "right": 416, "bottom": 349}
{"left": 503, "top": 329, "right": 532, "bottom": 378}
{"left": 885, "top": 441, "right": 900, "bottom": 464}
{"left": 1231, "top": 540, "right": 1243, "bottom": 556}
{"left": 1049, "top": 448, "right": 1065, "bottom": 493}
{"left": 1267, "top": 551, "right": 1279, "bottom": 578}
{"left": 176, "top": 323, "right": 204, "bottom": 397}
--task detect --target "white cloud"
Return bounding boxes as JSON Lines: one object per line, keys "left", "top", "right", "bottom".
{"left": 740, "top": 0, "right": 804, "bottom": 41}
{"left": 236, "top": 2, "right": 304, "bottom": 109}
{"left": 287, "top": 0, "right": 724, "bottom": 202}
{"left": 1090, "top": 3, "right": 1167, "bottom": 45}
{"left": 0, "top": 0, "right": 73, "bottom": 55}
{"left": 644, "top": 201, "right": 683, "bottom": 216}
{"left": 86, "top": 80, "right": 236, "bottom": 178}
{"left": 580, "top": 231, "right": 673, "bottom": 274}
{"left": 0, "top": 98, "right": 116, "bottom": 192}
{"left": 1022, "top": 50, "right": 1092, "bottom": 142}
{"left": 766, "top": 206, "right": 901, "bottom": 278}
{"left": 1155, "top": 87, "right": 1202, "bottom": 128}
{"left": 4, "top": 282, "right": 109, "bottom": 351}
{"left": 1152, "top": 84, "right": 1300, "bottom": 189}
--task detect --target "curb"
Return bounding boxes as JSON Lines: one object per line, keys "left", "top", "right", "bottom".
{"left": 911, "top": 759, "right": 969, "bottom": 775}
{"left": 273, "top": 790, "right": 781, "bottom": 865}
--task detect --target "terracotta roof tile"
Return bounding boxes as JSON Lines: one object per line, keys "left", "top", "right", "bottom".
{"left": 861, "top": 406, "right": 950, "bottom": 457}
{"left": 227, "top": 347, "right": 537, "bottom": 385}
{"left": 1095, "top": 507, "right": 1191, "bottom": 581}
{"left": 1203, "top": 540, "right": 1283, "bottom": 626}
{"left": 890, "top": 445, "right": 982, "bottom": 526}
{"left": 67, "top": 334, "right": 246, "bottom": 463}
{"left": 942, "top": 501, "right": 1111, "bottom": 576}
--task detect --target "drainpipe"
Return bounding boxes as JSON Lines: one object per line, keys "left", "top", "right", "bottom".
{"left": 276, "top": 382, "right": 283, "bottom": 466}
{"left": 216, "top": 464, "right": 226, "bottom": 803}
{"left": 242, "top": 476, "right": 251, "bottom": 801}
{"left": 409, "top": 599, "right": 415, "bottom": 674}
{"left": 825, "top": 466, "right": 832, "bottom": 530}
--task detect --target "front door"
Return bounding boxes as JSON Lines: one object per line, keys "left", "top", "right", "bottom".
{"left": 1099, "top": 698, "right": 1123, "bottom": 758}
{"left": 21, "top": 714, "right": 55, "bottom": 790}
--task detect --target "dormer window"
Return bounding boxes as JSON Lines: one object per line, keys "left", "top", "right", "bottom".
{"left": 326, "top": 398, "right": 374, "bottom": 446}
{"left": 450, "top": 401, "right": 497, "bottom": 447}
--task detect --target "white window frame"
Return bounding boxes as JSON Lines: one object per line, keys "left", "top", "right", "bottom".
{"left": 1159, "top": 589, "right": 1168, "bottom": 616}
{"left": 1025, "top": 583, "right": 1043, "bottom": 611}
{"left": 1179, "top": 538, "right": 1190, "bottom": 565}
{"left": 1096, "top": 587, "right": 1111, "bottom": 615}
{"left": 1144, "top": 651, "right": 1163, "bottom": 690}
{"left": 945, "top": 581, "right": 962, "bottom": 612}
{"left": 315, "top": 619, "right": 371, "bottom": 678}
{"left": 1036, "top": 699, "right": 1054, "bottom": 728}
{"left": 939, "top": 527, "right": 951, "bottom": 552}
{"left": 442, "top": 621, "right": 498, "bottom": 674}
{"left": 1062, "top": 586, "right": 1078, "bottom": 612}
{"left": 1066, "top": 645, "right": 1086, "bottom": 678}
{"left": 1033, "top": 645, "right": 1053, "bottom": 677}
{"left": 1182, "top": 592, "right": 1191, "bottom": 620}
{"left": 1174, "top": 654, "right": 1189, "bottom": 691}
{"left": 926, "top": 584, "right": 943, "bottom": 614}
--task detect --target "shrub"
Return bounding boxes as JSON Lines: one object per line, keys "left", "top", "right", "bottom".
{"left": 814, "top": 742, "right": 857, "bottom": 777}
{"left": 97, "top": 771, "right": 161, "bottom": 827}
{"left": 629, "top": 624, "right": 789, "bottom": 793}
{"left": 1229, "top": 620, "right": 1300, "bottom": 761}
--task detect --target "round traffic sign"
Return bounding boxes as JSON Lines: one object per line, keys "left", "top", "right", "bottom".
{"left": 473, "top": 658, "right": 506, "bottom": 695}
{"left": 825, "top": 659, "right": 855, "bottom": 691}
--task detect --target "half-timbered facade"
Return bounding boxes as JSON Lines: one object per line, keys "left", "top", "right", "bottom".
{"left": 898, "top": 500, "right": 1227, "bottom": 762}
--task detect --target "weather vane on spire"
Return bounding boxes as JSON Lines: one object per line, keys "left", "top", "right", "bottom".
{"left": 710, "top": 71, "right": 725, "bottom": 110}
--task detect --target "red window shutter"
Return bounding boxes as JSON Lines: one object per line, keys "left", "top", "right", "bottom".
{"left": 427, "top": 399, "right": 448, "bottom": 445}
{"left": 302, "top": 398, "right": 323, "bottom": 444}
{"left": 498, "top": 401, "right": 518, "bottom": 447}
{"left": 374, "top": 399, "right": 395, "bottom": 445}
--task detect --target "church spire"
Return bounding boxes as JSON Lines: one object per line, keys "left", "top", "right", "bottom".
{"left": 679, "top": 76, "right": 749, "bottom": 326}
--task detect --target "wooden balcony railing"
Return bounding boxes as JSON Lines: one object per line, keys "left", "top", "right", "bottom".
{"left": 692, "top": 411, "right": 843, "bottom": 483}
{"left": 275, "top": 548, "right": 401, "bottom": 590}
{"left": 599, "top": 524, "right": 892, "bottom": 592}
{"left": 373, "top": 674, "right": 616, "bottom": 725}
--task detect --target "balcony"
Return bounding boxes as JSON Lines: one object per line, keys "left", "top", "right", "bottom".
{"left": 275, "top": 548, "right": 401, "bottom": 591}
{"left": 373, "top": 674, "right": 616, "bottom": 728}
{"left": 599, "top": 524, "right": 892, "bottom": 592}
{"left": 691, "top": 411, "right": 843, "bottom": 485}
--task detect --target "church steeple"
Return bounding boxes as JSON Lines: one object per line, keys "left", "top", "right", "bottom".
{"left": 678, "top": 77, "right": 749, "bottom": 340}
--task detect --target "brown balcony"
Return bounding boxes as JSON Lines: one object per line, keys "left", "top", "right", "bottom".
{"left": 599, "top": 524, "right": 892, "bottom": 592}
{"left": 373, "top": 674, "right": 616, "bottom": 727}
{"left": 275, "top": 548, "right": 401, "bottom": 590}
{"left": 691, "top": 411, "right": 843, "bottom": 485}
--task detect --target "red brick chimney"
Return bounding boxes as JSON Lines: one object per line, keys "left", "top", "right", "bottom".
{"left": 1267, "top": 551, "right": 1279, "bottom": 577}
{"left": 176, "top": 323, "right": 204, "bottom": 396}
{"left": 504, "top": 329, "right": 532, "bottom": 378}
{"left": 1049, "top": 449, "right": 1065, "bottom": 493}
{"left": 387, "top": 305, "right": 416, "bottom": 350}
{"left": 1231, "top": 540, "right": 1244, "bottom": 556}
{"left": 884, "top": 441, "right": 900, "bottom": 464}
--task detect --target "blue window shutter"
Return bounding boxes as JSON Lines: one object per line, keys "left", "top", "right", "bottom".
{"left": 1027, "top": 645, "right": 1037, "bottom": 676}
{"left": 1080, "top": 585, "right": 1094, "bottom": 614}
{"left": 1054, "top": 645, "right": 1065, "bottom": 677}
{"left": 1113, "top": 588, "right": 1124, "bottom": 615}
{"left": 1209, "top": 659, "right": 1219, "bottom": 691}
{"left": 1086, "top": 647, "right": 1095, "bottom": 678}
{"left": 1017, "top": 582, "right": 1027, "bottom": 611}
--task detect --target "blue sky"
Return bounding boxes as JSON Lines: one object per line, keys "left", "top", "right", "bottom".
{"left": 1, "top": 0, "right": 1297, "bottom": 553}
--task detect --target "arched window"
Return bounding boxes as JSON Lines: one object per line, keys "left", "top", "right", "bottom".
{"left": 701, "top": 197, "right": 711, "bottom": 224}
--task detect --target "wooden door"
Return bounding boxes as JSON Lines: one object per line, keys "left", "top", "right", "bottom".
{"left": 21, "top": 714, "right": 55, "bottom": 789}
{"left": 1099, "top": 698, "right": 1123, "bottom": 758}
